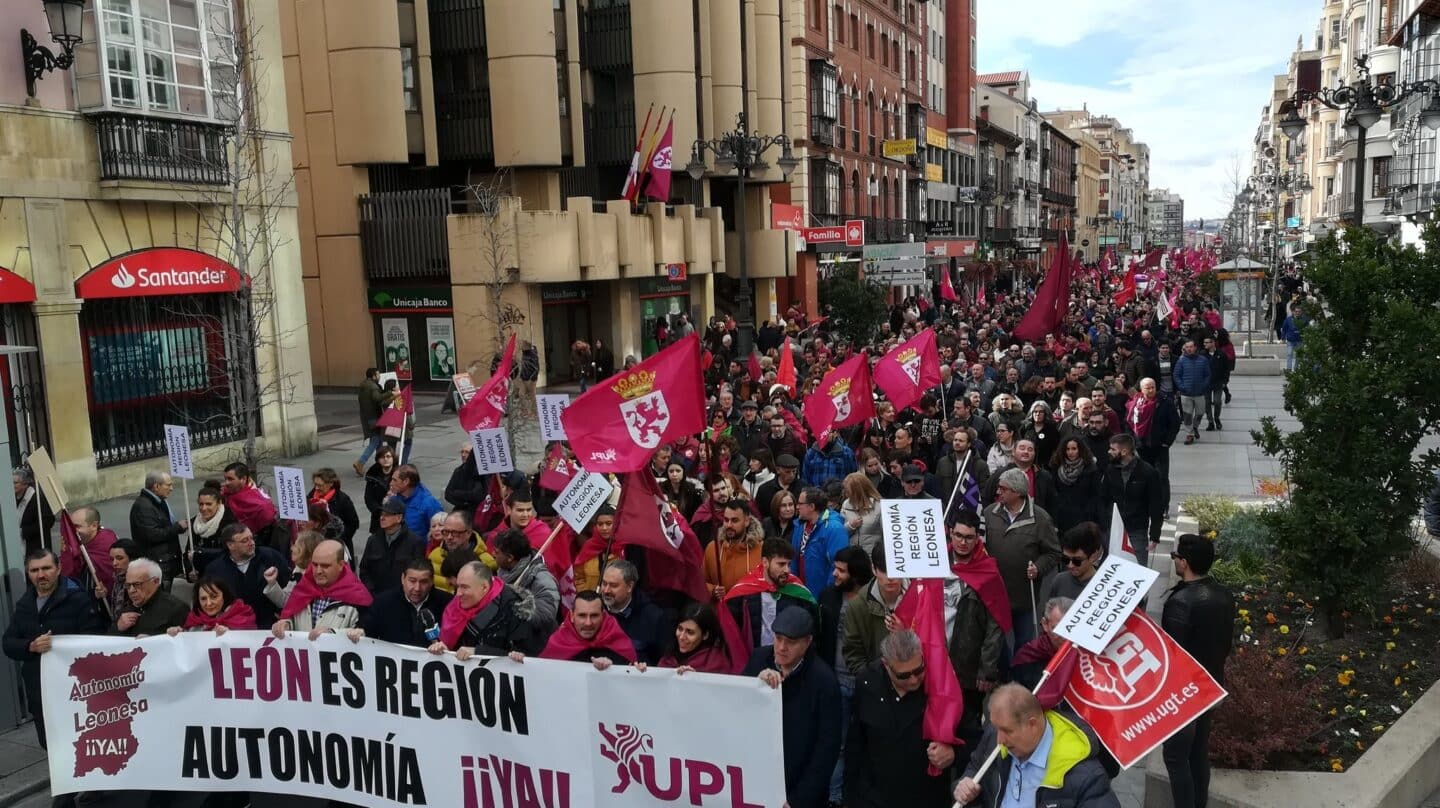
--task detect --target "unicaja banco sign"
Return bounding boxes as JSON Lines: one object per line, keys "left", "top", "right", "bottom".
{"left": 76, "top": 249, "right": 247, "bottom": 299}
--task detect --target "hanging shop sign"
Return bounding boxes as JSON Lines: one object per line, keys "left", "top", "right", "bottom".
{"left": 368, "top": 287, "right": 453, "bottom": 313}
{"left": 75, "top": 249, "right": 246, "bottom": 299}
{"left": 883, "top": 139, "right": 918, "bottom": 158}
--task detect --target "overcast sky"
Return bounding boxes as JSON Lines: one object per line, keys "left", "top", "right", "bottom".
{"left": 977, "top": 0, "right": 1319, "bottom": 220}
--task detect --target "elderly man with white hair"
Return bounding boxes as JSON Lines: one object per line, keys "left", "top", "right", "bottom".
{"left": 114, "top": 558, "right": 189, "bottom": 637}
{"left": 983, "top": 467, "right": 1060, "bottom": 652}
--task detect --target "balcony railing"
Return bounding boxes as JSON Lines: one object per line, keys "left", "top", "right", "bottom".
{"left": 810, "top": 115, "right": 836, "bottom": 147}
{"left": 584, "top": 101, "right": 636, "bottom": 166}
{"left": 91, "top": 113, "right": 230, "bottom": 185}
{"left": 989, "top": 227, "right": 1016, "bottom": 243}
{"left": 861, "top": 216, "right": 924, "bottom": 243}
{"left": 434, "top": 88, "right": 494, "bottom": 161}
{"left": 358, "top": 189, "right": 453, "bottom": 281}
{"left": 583, "top": 1, "right": 633, "bottom": 72}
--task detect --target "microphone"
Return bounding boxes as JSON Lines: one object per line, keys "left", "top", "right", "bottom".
{"left": 418, "top": 608, "right": 440, "bottom": 643}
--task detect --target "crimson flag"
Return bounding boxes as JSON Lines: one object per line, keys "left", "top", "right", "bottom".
{"left": 400, "top": 385, "right": 415, "bottom": 415}
{"left": 938, "top": 266, "right": 958, "bottom": 302}
{"left": 538, "top": 444, "right": 578, "bottom": 492}
{"left": 1013, "top": 233, "right": 1075, "bottom": 343}
{"left": 895, "top": 579, "right": 965, "bottom": 755}
{"left": 561, "top": 334, "right": 705, "bottom": 473}
{"left": 747, "top": 351, "right": 763, "bottom": 385}
{"left": 776, "top": 338, "right": 797, "bottom": 395}
{"left": 872, "top": 329, "right": 941, "bottom": 412}
{"left": 458, "top": 333, "right": 516, "bottom": 432}
{"left": 613, "top": 470, "right": 707, "bottom": 602}
{"left": 375, "top": 406, "right": 405, "bottom": 429}
{"left": 803, "top": 352, "right": 876, "bottom": 442}
{"left": 1113, "top": 260, "right": 1140, "bottom": 307}
{"left": 642, "top": 115, "right": 675, "bottom": 202}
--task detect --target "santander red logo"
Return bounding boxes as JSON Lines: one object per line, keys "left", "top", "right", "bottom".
{"left": 77, "top": 249, "right": 245, "bottom": 300}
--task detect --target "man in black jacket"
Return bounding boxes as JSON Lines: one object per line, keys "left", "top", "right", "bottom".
{"left": 444, "top": 443, "right": 488, "bottom": 515}
{"left": 1162, "top": 534, "right": 1236, "bottom": 808}
{"left": 981, "top": 439, "right": 1058, "bottom": 515}
{"left": 731, "top": 400, "right": 767, "bottom": 459}
{"left": 599, "top": 559, "right": 668, "bottom": 664}
{"left": 744, "top": 609, "right": 841, "bottom": 808}
{"left": 360, "top": 496, "right": 426, "bottom": 595}
{"left": 206, "top": 524, "right": 291, "bottom": 629}
{"left": 755, "top": 454, "right": 803, "bottom": 514}
{"left": 363, "top": 559, "right": 452, "bottom": 647}
{"left": 1101, "top": 434, "right": 1166, "bottom": 567}
{"left": 2, "top": 549, "right": 108, "bottom": 748}
{"left": 845, "top": 630, "right": 956, "bottom": 808}
{"left": 129, "top": 470, "right": 189, "bottom": 587}
{"left": 115, "top": 558, "right": 189, "bottom": 637}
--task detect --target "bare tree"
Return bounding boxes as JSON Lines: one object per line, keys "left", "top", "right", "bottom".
{"left": 1218, "top": 150, "right": 1252, "bottom": 261}
{"left": 160, "top": 7, "right": 305, "bottom": 473}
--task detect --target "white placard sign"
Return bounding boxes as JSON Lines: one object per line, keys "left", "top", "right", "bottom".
{"left": 1054, "top": 555, "right": 1160, "bottom": 654}
{"left": 272, "top": 466, "right": 309, "bottom": 522}
{"left": 470, "top": 427, "right": 515, "bottom": 474}
{"left": 879, "top": 498, "right": 949, "bottom": 579}
{"left": 553, "top": 471, "right": 615, "bottom": 533}
{"left": 162, "top": 424, "right": 193, "bottom": 479}
{"left": 537, "top": 394, "right": 571, "bottom": 442}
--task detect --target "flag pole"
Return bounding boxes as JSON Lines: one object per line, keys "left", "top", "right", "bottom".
{"left": 943, "top": 449, "right": 973, "bottom": 518}
{"left": 952, "top": 641, "right": 1074, "bottom": 807}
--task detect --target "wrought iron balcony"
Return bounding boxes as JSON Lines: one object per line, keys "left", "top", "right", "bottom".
{"left": 810, "top": 115, "right": 836, "bottom": 147}
{"left": 584, "top": 102, "right": 636, "bottom": 166}
{"left": 583, "top": 1, "right": 632, "bottom": 72}
{"left": 435, "top": 88, "right": 494, "bottom": 161}
{"left": 359, "top": 189, "right": 453, "bottom": 281}
{"left": 91, "top": 113, "right": 229, "bottom": 185}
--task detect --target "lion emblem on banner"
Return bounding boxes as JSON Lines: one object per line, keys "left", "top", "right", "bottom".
{"left": 613, "top": 369, "right": 670, "bottom": 448}
{"left": 598, "top": 723, "right": 653, "bottom": 793}
{"left": 899, "top": 349, "right": 922, "bottom": 386}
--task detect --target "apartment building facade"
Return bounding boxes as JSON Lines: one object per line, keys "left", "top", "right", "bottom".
{"left": 1147, "top": 188, "right": 1185, "bottom": 249}
{"left": 0, "top": 0, "right": 314, "bottom": 500}
{"left": 1046, "top": 110, "right": 1150, "bottom": 254}
{"left": 288, "top": 0, "right": 804, "bottom": 388}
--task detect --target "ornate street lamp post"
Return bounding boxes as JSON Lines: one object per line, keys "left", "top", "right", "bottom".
{"left": 686, "top": 113, "right": 798, "bottom": 356}
{"left": 1277, "top": 55, "right": 1440, "bottom": 226}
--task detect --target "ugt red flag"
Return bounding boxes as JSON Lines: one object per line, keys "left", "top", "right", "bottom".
{"left": 458, "top": 333, "right": 516, "bottom": 432}
{"left": 1063, "top": 612, "right": 1227, "bottom": 769}
{"left": 1013, "top": 233, "right": 1075, "bottom": 343}
{"left": 872, "top": 329, "right": 941, "bottom": 412}
{"left": 613, "top": 470, "right": 707, "bottom": 602}
{"left": 562, "top": 334, "right": 705, "bottom": 473}
{"left": 803, "top": 352, "right": 876, "bottom": 442}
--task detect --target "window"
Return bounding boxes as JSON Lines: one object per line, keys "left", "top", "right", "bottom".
{"left": 810, "top": 159, "right": 841, "bottom": 216}
{"left": 1332, "top": 17, "right": 1342, "bottom": 43}
{"left": 76, "top": 0, "right": 237, "bottom": 120}
{"left": 867, "top": 24, "right": 875, "bottom": 57}
{"left": 1373, "top": 155, "right": 1391, "bottom": 196}
{"left": 850, "top": 170, "right": 861, "bottom": 214}
{"left": 811, "top": 0, "right": 823, "bottom": 28}
{"left": 851, "top": 15, "right": 860, "bottom": 49}
{"left": 880, "top": 33, "right": 889, "bottom": 67}
{"left": 834, "top": 4, "right": 845, "bottom": 44}
{"left": 892, "top": 42, "right": 900, "bottom": 73}
{"left": 401, "top": 46, "right": 417, "bottom": 112}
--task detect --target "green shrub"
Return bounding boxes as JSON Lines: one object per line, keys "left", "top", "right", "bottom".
{"left": 1183, "top": 494, "right": 1243, "bottom": 534}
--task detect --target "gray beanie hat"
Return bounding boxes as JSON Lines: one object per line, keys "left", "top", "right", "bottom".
{"left": 998, "top": 468, "right": 1030, "bottom": 496}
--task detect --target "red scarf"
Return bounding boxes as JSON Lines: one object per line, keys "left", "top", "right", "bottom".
{"left": 309, "top": 487, "right": 336, "bottom": 506}
{"left": 183, "top": 599, "right": 257, "bottom": 631}
{"left": 1127, "top": 394, "right": 1156, "bottom": 439}
{"left": 439, "top": 577, "right": 505, "bottom": 649}
{"left": 226, "top": 484, "right": 277, "bottom": 534}
{"left": 717, "top": 564, "right": 814, "bottom": 674}
{"left": 539, "top": 611, "right": 636, "bottom": 662}
{"left": 574, "top": 533, "right": 626, "bottom": 567}
{"left": 658, "top": 645, "right": 733, "bottom": 674}
{"left": 949, "top": 546, "right": 1014, "bottom": 633}
{"left": 279, "top": 565, "right": 374, "bottom": 619}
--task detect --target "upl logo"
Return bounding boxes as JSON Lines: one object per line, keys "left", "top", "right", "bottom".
{"left": 596, "top": 724, "right": 762, "bottom": 807}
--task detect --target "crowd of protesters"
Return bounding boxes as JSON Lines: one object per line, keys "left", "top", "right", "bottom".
{"left": 6, "top": 253, "right": 1244, "bottom": 808}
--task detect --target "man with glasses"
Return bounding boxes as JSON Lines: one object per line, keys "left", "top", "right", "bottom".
{"left": 428, "top": 510, "right": 497, "bottom": 593}
{"left": 945, "top": 512, "right": 1007, "bottom": 766}
{"left": 953, "top": 684, "right": 1120, "bottom": 808}
{"left": 794, "top": 487, "right": 849, "bottom": 597}
{"left": 844, "top": 629, "right": 956, "bottom": 806}
{"left": 114, "top": 558, "right": 189, "bottom": 637}
{"left": 765, "top": 414, "right": 806, "bottom": 461}
{"left": 1041, "top": 522, "right": 1104, "bottom": 603}
{"left": 208, "top": 523, "right": 291, "bottom": 628}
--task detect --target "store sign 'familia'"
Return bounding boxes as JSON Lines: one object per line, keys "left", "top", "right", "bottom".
{"left": 75, "top": 249, "right": 248, "bottom": 299}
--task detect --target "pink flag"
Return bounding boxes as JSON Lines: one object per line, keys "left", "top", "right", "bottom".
{"left": 643, "top": 115, "right": 675, "bottom": 202}
{"left": 561, "top": 334, "right": 706, "bottom": 473}
{"left": 458, "top": 333, "right": 516, "bottom": 432}
{"left": 872, "top": 329, "right": 941, "bottom": 412}
{"left": 803, "top": 353, "right": 876, "bottom": 442}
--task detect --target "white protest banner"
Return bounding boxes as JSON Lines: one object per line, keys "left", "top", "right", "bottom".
{"left": 470, "top": 427, "right": 514, "bottom": 474}
{"left": 42, "top": 633, "right": 785, "bottom": 808}
{"left": 272, "top": 466, "right": 309, "bottom": 522}
{"left": 162, "top": 424, "right": 193, "bottom": 479}
{"left": 536, "top": 394, "right": 571, "bottom": 442}
{"left": 553, "top": 471, "right": 615, "bottom": 533}
{"left": 1054, "top": 555, "right": 1159, "bottom": 654}
{"left": 879, "top": 499, "right": 949, "bottom": 579}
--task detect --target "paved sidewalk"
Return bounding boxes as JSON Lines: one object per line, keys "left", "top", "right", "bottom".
{"left": 0, "top": 723, "right": 46, "bottom": 807}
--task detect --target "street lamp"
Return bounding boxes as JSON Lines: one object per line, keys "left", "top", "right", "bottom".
{"left": 1279, "top": 54, "right": 1440, "bottom": 225}
{"left": 1243, "top": 149, "right": 1310, "bottom": 334}
{"left": 687, "top": 113, "right": 797, "bottom": 356}
{"left": 21, "top": 0, "right": 85, "bottom": 98}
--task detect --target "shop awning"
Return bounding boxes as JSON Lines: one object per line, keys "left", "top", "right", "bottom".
{"left": 0, "top": 266, "right": 37, "bottom": 304}
{"left": 75, "top": 249, "right": 246, "bottom": 299}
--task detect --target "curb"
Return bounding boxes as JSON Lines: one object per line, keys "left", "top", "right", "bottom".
{"left": 0, "top": 765, "right": 49, "bottom": 808}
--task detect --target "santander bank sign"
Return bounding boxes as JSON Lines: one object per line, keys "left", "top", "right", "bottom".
{"left": 76, "top": 249, "right": 246, "bottom": 300}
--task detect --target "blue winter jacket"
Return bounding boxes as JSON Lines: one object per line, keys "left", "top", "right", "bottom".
{"left": 793, "top": 509, "right": 850, "bottom": 597}
{"left": 1172, "top": 353, "right": 1212, "bottom": 397}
